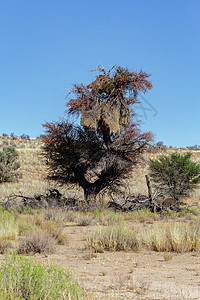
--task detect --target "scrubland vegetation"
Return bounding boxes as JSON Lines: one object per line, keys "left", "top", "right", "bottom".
{"left": 0, "top": 136, "right": 200, "bottom": 298}
{"left": 1, "top": 202, "right": 199, "bottom": 256}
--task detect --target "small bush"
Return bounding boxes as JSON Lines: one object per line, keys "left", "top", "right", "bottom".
{"left": 87, "top": 226, "right": 139, "bottom": 252}
{"left": 93, "top": 208, "right": 103, "bottom": 218}
{"left": 64, "top": 210, "right": 78, "bottom": 222}
{"left": 162, "top": 209, "right": 179, "bottom": 218}
{"left": 0, "top": 146, "right": 21, "bottom": 183}
{"left": 18, "top": 231, "right": 56, "bottom": 254}
{"left": 23, "top": 206, "right": 36, "bottom": 214}
{"left": 0, "top": 254, "right": 82, "bottom": 299}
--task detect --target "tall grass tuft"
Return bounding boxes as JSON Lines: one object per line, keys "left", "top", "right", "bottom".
{"left": 0, "top": 208, "right": 19, "bottom": 253}
{"left": 141, "top": 222, "right": 200, "bottom": 252}
{"left": 0, "top": 208, "right": 18, "bottom": 240}
{"left": 87, "top": 226, "right": 139, "bottom": 252}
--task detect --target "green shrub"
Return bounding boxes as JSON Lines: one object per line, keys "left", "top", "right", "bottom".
{"left": 0, "top": 254, "right": 82, "bottom": 299}
{"left": 149, "top": 152, "right": 200, "bottom": 200}
{"left": 0, "top": 146, "right": 21, "bottom": 183}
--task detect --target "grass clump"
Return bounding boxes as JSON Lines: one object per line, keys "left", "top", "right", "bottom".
{"left": 76, "top": 212, "right": 94, "bottom": 226}
{"left": 0, "top": 238, "right": 12, "bottom": 254}
{"left": 0, "top": 210, "right": 18, "bottom": 240}
{"left": 0, "top": 254, "right": 82, "bottom": 299}
{"left": 186, "top": 206, "right": 200, "bottom": 216}
{"left": 18, "top": 222, "right": 37, "bottom": 236}
{"left": 39, "top": 219, "right": 68, "bottom": 245}
{"left": 87, "top": 226, "right": 139, "bottom": 252}
{"left": 98, "top": 211, "right": 125, "bottom": 226}
{"left": 0, "top": 209, "right": 18, "bottom": 253}
{"left": 125, "top": 208, "right": 159, "bottom": 223}
{"left": 44, "top": 208, "right": 72, "bottom": 224}
{"left": 141, "top": 222, "right": 200, "bottom": 252}
{"left": 21, "top": 214, "right": 68, "bottom": 246}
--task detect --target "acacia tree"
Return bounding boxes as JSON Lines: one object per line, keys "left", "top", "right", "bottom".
{"left": 149, "top": 152, "right": 200, "bottom": 200}
{"left": 43, "top": 66, "right": 153, "bottom": 204}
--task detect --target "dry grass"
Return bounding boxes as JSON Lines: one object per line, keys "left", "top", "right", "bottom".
{"left": 76, "top": 213, "right": 94, "bottom": 226}
{"left": 0, "top": 180, "right": 51, "bottom": 198}
{"left": 0, "top": 237, "right": 13, "bottom": 254}
{"left": 0, "top": 206, "right": 68, "bottom": 254}
{"left": 87, "top": 226, "right": 139, "bottom": 252}
{"left": 98, "top": 211, "right": 125, "bottom": 226}
{"left": 0, "top": 208, "right": 18, "bottom": 241}
{"left": 125, "top": 208, "right": 160, "bottom": 223}
{"left": 141, "top": 221, "right": 200, "bottom": 252}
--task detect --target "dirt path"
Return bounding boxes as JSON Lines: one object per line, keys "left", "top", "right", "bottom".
{"left": 31, "top": 224, "right": 200, "bottom": 299}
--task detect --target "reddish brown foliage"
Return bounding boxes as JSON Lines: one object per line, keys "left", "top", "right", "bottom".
{"left": 67, "top": 66, "right": 152, "bottom": 115}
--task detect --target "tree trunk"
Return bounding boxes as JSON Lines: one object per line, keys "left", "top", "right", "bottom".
{"left": 145, "top": 174, "right": 157, "bottom": 212}
{"left": 83, "top": 186, "right": 99, "bottom": 205}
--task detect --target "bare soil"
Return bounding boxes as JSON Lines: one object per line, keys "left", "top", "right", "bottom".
{"left": 30, "top": 224, "right": 200, "bottom": 299}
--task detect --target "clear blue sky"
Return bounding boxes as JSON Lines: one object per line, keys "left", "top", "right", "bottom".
{"left": 0, "top": 0, "right": 199, "bottom": 147}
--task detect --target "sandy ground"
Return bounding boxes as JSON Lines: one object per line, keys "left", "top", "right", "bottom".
{"left": 28, "top": 224, "right": 200, "bottom": 300}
